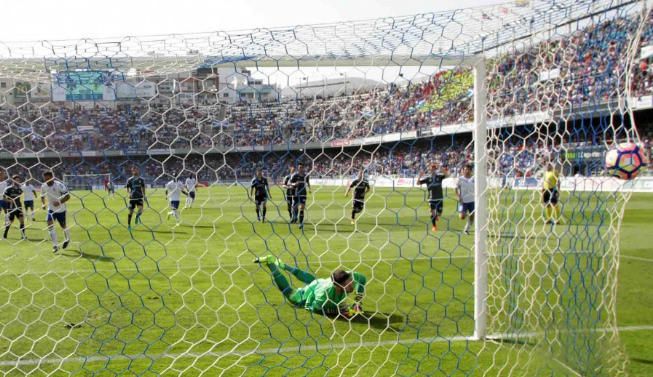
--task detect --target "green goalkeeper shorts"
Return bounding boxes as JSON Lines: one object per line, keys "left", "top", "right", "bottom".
{"left": 288, "top": 289, "right": 305, "bottom": 307}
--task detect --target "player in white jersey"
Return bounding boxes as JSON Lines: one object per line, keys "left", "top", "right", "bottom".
{"left": 0, "top": 170, "right": 9, "bottom": 226}
{"left": 40, "top": 171, "right": 71, "bottom": 253}
{"left": 184, "top": 176, "right": 197, "bottom": 208}
{"left": 166, "top": 178, "right": 186, "bottom": 223}
{"left": 455, "top": 164, "right": 475, "bottom": 234}
{"left": 22, "top": 179, "right": 38, "bottom": 221}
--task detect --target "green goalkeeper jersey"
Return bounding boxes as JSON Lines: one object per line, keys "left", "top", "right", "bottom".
{"left": 295, "top": 272, "right": 366, "bottom": 314}
{"left": 350, "top": 271, "right": 366, "bottom": 296}
{"left": 298, "top": 278, "right": 346, "bottom": 314}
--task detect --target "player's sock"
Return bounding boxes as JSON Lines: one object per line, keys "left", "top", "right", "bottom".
{"left": 262, "top": 207, "right": 267, "bottom": 222}
{"left": 20, "top": 224, "right": 25, "bottom": 239}
{"left": 64, "top": 228, "right": 70, "bottom": 242}
{"left": 431, "top": 215, "right": 436, "bottom": 227}
{"left": 545, "top": 207, "right": 552, "bottom": 223}
{"left": 299, "top": 210, "right": 304, "bottom": 225}
{"left": 174, "top": 210, "right": 179, "bottom": 221}
{"left": 254, "top": 256, "right": 292, "bottom": 297}
{"left": 49, "top": 227, "right": 58, "bottom": 246}
{"left": 3, "top": 225, "right": 8, "bottom": 239}
{"left": 287, "top": 203, "right": 292, "bottom": 219}
{"left": 128, "top": 213, "right": 133, "bottom": 226}
{"left": 352, "top": 210, "right": 356, "bottom": 220}
{"left": 267, "top": 263, "right": 293, "bottom": 297}
{"left": 553, "top": 205, "right": 561, "bottom": 223}
{"left": 283, "top": 265, "right": 315, "bottom": 284}
{"left": 136, "top": 211, "right": 143, "bottom": 224}
{"left": 464, "top": 217, "right": 471, "bottom": 233}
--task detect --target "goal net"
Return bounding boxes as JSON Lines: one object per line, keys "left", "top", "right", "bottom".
{"left": 0, "top": 0, "right": 649, "bottom": 376}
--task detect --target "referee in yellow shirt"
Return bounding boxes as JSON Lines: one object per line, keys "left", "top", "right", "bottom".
{"left": 541, "top": 163, "right": 561, "bottom": 224}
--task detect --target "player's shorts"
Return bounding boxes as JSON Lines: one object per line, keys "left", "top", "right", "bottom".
{"left": 129, "top": 198, "right": 144, "bottom": 209}
{"left": 295, "top": 195, "right": 307, "bottom": 205}
{"left": 542, "top": 189, "right": 559, "bottom": 205}
{"left": 7, "top": 207, "right": 23, "bottom": 221}
{"left": 170, "top": 200, "right": 180, "bottom": 210}
{"left": 353, "top": 199, "right": 365, "bottom": 213}
{"left": 458, "top": 202, "right": 475, "bottom": 215}
{"left": 429, "top": 199, "right": 444, "bottom": 214}
{"left": 46, "top": 210, "right": 66, "bottom": 226}
{"left": 255, "top": 195, "right": 268, "bottom": 206}
{"left": 189, "top": 191, "right": 196, "bottom": 199}
{"left": 24, "top": 200, "right": 34, "bottom": 210}
{"left": 288, "top": 288, "right": 305, "bottom": 307}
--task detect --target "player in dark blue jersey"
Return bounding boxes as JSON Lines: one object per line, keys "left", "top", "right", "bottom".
{"left": 126, "top": 166, "right": 146, "bottom": 231}
{"left": 417, "top": 163, "right": 449, "bottom": 232}
{"left": 281, "top": 166, "right": 295, "bottom": 220}
{"left": 3, "top": 175, "right": 26, "bottom": 240}
{"left": 250, "top": 168, "right": 272, "bottom": 223}
{"left": 345, "top": 171, "right": 370, "bottom": 225}
{"left": 289, "top": 163, "right": 311, "bottom": 229}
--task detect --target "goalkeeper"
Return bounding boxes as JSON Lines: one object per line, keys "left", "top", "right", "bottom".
{"left": 254, "top": 255, "right": 366, "bottom": 318}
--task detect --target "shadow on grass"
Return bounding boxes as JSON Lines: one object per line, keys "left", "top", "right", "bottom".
{"left": 354, "top": 310, "right": 406, "bottom": 331}
{"left": 145, "top": 228, "right": 189, "bottom": 235}
{"left": 630, "top": 357, "right": 653, "bottom": 365}
{"left": 181, "top": 224, "right": 219, "bottom": 229}
{"left": 61, "top": 250, "right": 115, "bottom": 263}
{"left": 324, "top": 310, "right": 406, "bottom": 331}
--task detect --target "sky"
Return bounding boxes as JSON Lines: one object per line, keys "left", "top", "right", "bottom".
{"left": 0, "top": 0, "right": 507, "bottom": 41}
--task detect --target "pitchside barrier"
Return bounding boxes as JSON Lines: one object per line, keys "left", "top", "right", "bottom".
{"left": 311, "top": 176, "right": 653, "bottom": 193}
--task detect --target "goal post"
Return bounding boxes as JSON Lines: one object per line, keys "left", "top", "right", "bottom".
{"left": 473, "top": 57, "right": 488, "bottom": 341}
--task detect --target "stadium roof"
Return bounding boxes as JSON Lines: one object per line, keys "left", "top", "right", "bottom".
{"left": 0, "top": 0, "right": 642, "bottom": 81}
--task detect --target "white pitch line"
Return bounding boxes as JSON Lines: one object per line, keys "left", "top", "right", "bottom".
{"left": 0, "top": 325, "right": 651, "bottom": 368}
{"left": 620, "top": 255, "right": 653, "bottom": 263}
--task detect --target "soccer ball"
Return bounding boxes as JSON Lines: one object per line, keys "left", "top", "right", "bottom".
{"left": 605, "top": 142, "right": 648, "bottom": 180}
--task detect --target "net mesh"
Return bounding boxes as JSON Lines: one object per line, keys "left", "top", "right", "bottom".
{"left": 0, "top": 0, "right": 649, "bottom": 376}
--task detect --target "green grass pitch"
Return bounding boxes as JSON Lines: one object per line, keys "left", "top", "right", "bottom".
{"left": 0, "top": 185, "right": 650, "bottom": 376}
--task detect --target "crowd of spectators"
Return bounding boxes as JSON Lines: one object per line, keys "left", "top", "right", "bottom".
{"left": 1, "top": 11, "right": 653, "bottom": 184}
{"left": 9, "top": 125, "right": 651, "bottom": 189}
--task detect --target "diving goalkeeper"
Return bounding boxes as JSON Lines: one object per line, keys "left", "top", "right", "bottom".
{"left": 254, "top": 255, "right": 367, "bottom": 318}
